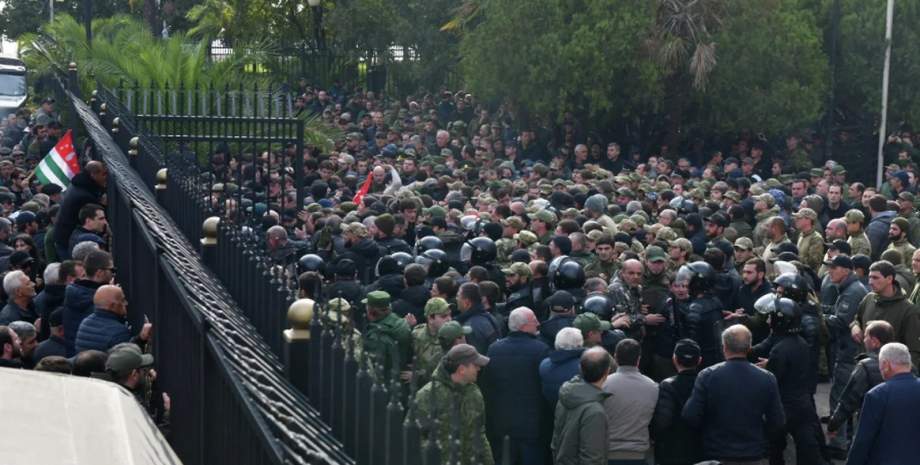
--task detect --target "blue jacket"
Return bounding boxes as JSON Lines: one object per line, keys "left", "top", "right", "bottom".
{"left": 866, "top": 211, "right": 895, "bottom": 260}
{"left": 539, "top": 348, "right": 584, "bottom": 407}
{"left": 482, "top": 331, "right": 551, "bottom": 441}
{"left": 682, "top": 358, "right": 785, "bottom": 461}
{"left": 847, "top": 373, "right": 920, "bottom": 465}
{"left": 62, "top": 280, "right": 104, "bottom": 356}
{"left": 455, "top": 304, "right": 500, "bottom": 356}
{"left": 74, "top": 308, "right": 132, "bottom": 354}
{"left": 33, "top": 335, "right": 68, "bottom": 363}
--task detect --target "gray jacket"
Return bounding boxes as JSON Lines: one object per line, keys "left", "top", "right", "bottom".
{"left": 602, "top": 365, "right": 659, "bottom": 458}
{"left": 552, "top": 376, "right": 610, "bottom": 465}
{"left": 824, "top": 272, "right": 868, "bottom": 363}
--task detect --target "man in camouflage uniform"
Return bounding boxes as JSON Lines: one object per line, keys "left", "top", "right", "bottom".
{"left": 528, "top": 210, "right": 557, "bottom": 245}
{"left": 496, "top": 217, "right": 525, "bottom": 267}
{"left": 585, "top": 236, "right": 619, "bottom": 281}
{"left": 569, "top": 232, "right": 595, "bottom": 268}
{"left": 846, "top": 209, "right": 872, "bottom": 257}
{"left": 438, "top": 321, "right": 472, "bottom": 351}
{"left": 886, "top": 217, "right": 916, "bottom": 266}
{"left": 409, "top": 297, "right": 453, "bottom": 386}
{"left": 362, "top": 291, "right": 412, "bottom": 381}
{"left": 515, "top": 230, "right": 539, "bottom": 255}
{"left": 413, "top": 344, "right": 494, "bottom": 465}
{"left": 793, "top": 207, "right": 825, "bottom": 272}
{"left": 324, "top": 298, "right": 363, "bottom": 360}
{"left": 502, "top": 262, "right": 535, "bottom": 315}
{"left": 895, "top": 192, "right": 920, "bottom": 246}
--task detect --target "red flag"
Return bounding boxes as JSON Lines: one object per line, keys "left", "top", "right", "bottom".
{"left": 353, "top": 171, "right": 374, "bottom": 206}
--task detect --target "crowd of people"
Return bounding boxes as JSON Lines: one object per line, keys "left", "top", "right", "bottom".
{"left": 0, "top": 100, "right": 168, "bottom": 432}
{"left": 250, "top": 86, "right": 920, "bottom": 465}
{"left": 5, "top": 83, "right": 920, "bottom": 465}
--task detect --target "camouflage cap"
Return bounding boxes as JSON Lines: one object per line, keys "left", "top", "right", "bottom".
{"left": 362, "top": 290, "right": 391, "bottom": 308}
{"left": 669, "top": 238, "right": 692, "bottom": 253}
{"left": 586, "top": 230, "right": 607, "bottom": 242}
{"left": 656, "top": 227, "right": 678, "bottom": 242}
{"left": 501, "top": 216, "right": 526, "bottom": 230}
{"left": 756, "top": 193, "right": 775, "bottom": 207}
{"left": 501, "top": 262, "right": 532, "bottom": 278}
{"left": 438, "top": 321, "right": 473, "bottom": 343}
{"left": 792, "top": 207, "right": 817, "bottom": 221}
{"left": 424, "top": 297, "right": 451, "bottom": 317}
{"left": 844, "top": 209, "right": 865, "bottom": 223}
{"left": 809, "top": 168, "right": 825, "bottom": 177}
{"left": 898, "top": 191, "right": 916, "bottom": 203}
{"left": 528, "top": 210, "right": 557, "bottom": 224}
{"left": 445, "top": 343, "right": 489, "bottom": 367}
{"left": 344, "top": 222, "right": 369, "bottom": 238}
{"left": 514, "top": 230, "right": 538, "bottom": 246}
{"left": 831, "top": 164, "right": 847, "bottom": 175}
{"left": 573, "top": 313, "right": 611, "bottom": 333}
{"left": 723, "top": 191, "right": 741, "bottom": 202}
{"left": 425, "top": 206, "right": 447, "bottom": 219}
{"left": 733, "top": 237, "right": 754, "bottom": 251}
{"left": 324, "top": 298, "right": 353, "bottom": 324}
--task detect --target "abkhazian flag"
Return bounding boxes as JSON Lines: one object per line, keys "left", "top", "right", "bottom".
{"left": 35, "top": 129, "right": 79, "bottom": 189}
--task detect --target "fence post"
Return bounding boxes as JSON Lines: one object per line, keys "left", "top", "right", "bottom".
{"left": 155, "top": 168, "right": 168, "bottom": 203}
{"left": 283, "top": 298, "right": 314, "bottom": 395}
{"left": 200, "top": 216, "right": 220, "bottom": 266}
{"left": 127, "top": 137, "right": 139, "bottom": 170}
{"left": 67, "top": 62, "right": 80, "bottom": 98}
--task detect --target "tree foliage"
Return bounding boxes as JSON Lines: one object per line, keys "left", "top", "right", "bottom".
{"left": 836, "top": 0, "right": 920, "bottom": 125}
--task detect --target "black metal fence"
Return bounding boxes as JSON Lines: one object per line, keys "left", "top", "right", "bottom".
{"left": 57, "top": 70, "right": 352, "bottom": 465}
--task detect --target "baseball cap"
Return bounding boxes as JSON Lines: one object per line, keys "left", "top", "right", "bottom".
{"left": 793, "top": 208, "right": 818, "bottom": 221}
{"left": 771, "top": 242, "right": 799, "bottom": 256}
{"left": 845, "top": 209, "right": 865, "bottom": 223}
{"left": 105, "top": 343, "right": 154, "bottom": 374}
{"left": 445, "top": 343, "right": 490, "bottom": 367}
{"left": 704, "top": 212, "right": 729, "bottom": 228}
{"left": 501, "top": 216, "right": 526, "bottom": 230}
{"left": 645, "top": 245, "right": 668, "bottom": 263}
{"left": 547, "top": 290, "right": 575, "bottom": 311}
{"left": 529, "top": 210, "right": 557, "bottom": 224}
{"left": 501, "top": 262, "right": 532, "bottom": 278}
{"left": 573, "top": 313, "right": 611, "bottom": 333}
{"left": 424, "top": 297, "right": 451, "bottom": 317}
{"left": 674, "top": 338, "right": 701, "bottom": 366}
{"left": 438, "top": 321, "right": 472, "bottom": 343}
{"left": 733, "top": 237, "right": 754, "bottom": 251}
{"left": 824, "top": 255, "right": 854, "bottom": 269}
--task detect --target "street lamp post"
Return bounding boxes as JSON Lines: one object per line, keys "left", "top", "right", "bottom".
{"left": 83, "top": 0, "right": 93, "bottom": 45}
{"left": 875, "top": 0, "right": 895, "bottom": 188}
{"left": 307, "top": 0, "right": 324, "bottom": 51}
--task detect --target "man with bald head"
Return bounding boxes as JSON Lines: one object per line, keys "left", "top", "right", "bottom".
{"left": 608, "top": 259, "right": 646, "bottom": 341}
{"left": 54, "top": 160, "right": 108, "bottom": 259}
{"left": 74, "top": 285, "right": 152, "bottom": 353}
{"left": 481, "top": 306, "right": 550, "bottom": 464}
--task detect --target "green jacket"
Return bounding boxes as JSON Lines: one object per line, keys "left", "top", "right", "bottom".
{"left": 848, "top": 232, "right": 872, "bottom": 257}
{"left": 585, "top": 259, "right": 618, "bottom": 281}
{"left": 413, "top": 364, "right": 494, "bottom": 465}
{"left": 363, "top": 312, "right": 412, "bottom": 380}
{"left": 887, "top": 238, "right": 916, "bottom": 267}
{"left": 551, "top": 376, "right": 610, "bottom": 465}
{"left": 797, "top": 229, "right": 825, "bottom": 273}
{"left": 411, "top": 324, "right": 443, "bottom": 387}
{"left": 570, "top": 251, "right": 596, "bottom": 268}
{"left": 853, "top": 291, "right": 920, "bottom": 368}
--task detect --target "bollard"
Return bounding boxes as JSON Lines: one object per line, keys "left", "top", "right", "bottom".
{"left": 283, "top": 298, "right": 314, "bottom": 395}
{"left": 200, "top": 216, "right": 220, "bottom": 265}
{"left": 111, "top": 117, "right": 120, "bottom": 134}
{"left": 67, "top": 62, "right": 80, "bottom": 97}
{"left": 127, "top": 137, "right": 139, "bottom": 169}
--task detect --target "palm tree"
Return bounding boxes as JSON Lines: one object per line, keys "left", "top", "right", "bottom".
{"left": 648, "top": 0, "right": 725, "bottom": 91}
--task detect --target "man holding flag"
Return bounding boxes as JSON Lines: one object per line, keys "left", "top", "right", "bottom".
{"left": 44, "top": 131, "right": 108, "bottom": 259}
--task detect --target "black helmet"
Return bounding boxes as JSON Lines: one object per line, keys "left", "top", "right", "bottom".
{"left": 375, "top": 256, "right": 400, "bottom": 277}
{"left": 416, "top": 249, "right": 450, "bottom": 278}
{"left": 460, "top": 237, "right": 497, "bottom": 266}
{"left": 390, "top": 252, "right": 415, "bottom": 271}
{"left": 298, "top": 254, "right": 325, "bottom": 275}
{"left": 772, "top": 272, "right": 811, "bottom": 303}
{"left": 677, "top": 261, "right": 715, "bottom": 296}
{"left": 582, "top": 294, "right": 614, "bottom": 320}
{"left": 552, "top": 259, "right": 585, "bottom": 292}
{"left": 755, "top": 295, "right": 801, "bottom": 334}
{"left": 415, "top": 235, "right": 444, "bottom": 255}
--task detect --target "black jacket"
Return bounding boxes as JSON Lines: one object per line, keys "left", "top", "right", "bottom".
{"left": 33, "top": 334, "right": 67, "bottom": 363}
{"left": 753, "top": 333, "right": 814, "bottom": 411}
{"left": 53, "top": 172, "right": 104, "bottom": 255}
{"left": 482, "top": 332, "right": 551, "bottom": 443}
{"left": 455, "top": 304, "right": 499, "bottom": 356}
{"left": 365, "top": 273, "right": 405, "bottom": 300}
{"left": 343, "top": 238, "right": 382, "bottom": 284}
{"left": 682, "top": 358, "right": 785, "bottom": 461}
{"left": 653, "top": 369, "right": 702, "bottom": 465}
{"left": 539, "top": 314, "right": 575, "bottom": 347}
{"left": 684, "top": 295, "right": 724, "bottom": 368}
{"left": 326, "top": 279, "right": 364, "bottom": 306}
{"left": 828, "top": 351, "right": 884, "bottom": 432}
{"left": 34, "top": 284, "right": 66, "bottom": 340}
{"left": 392, "top": 285, "right": 430, "bottom": 321}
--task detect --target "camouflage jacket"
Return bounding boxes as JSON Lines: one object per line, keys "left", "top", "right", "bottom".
{"left": 797, "top": 229, "right": 825, "bottom": 273}
{"left": 887, "top": 238, "right": 916, "bottom": 266}
{"left": 411, "top": 324, "right": 443, "bottom": 387}
{"left": 585, "top": 259, "right": 619, "bottom": 282}
{"left": 848, "top": 232, "right": 872, "bottom": 257}
{"left": 413, "top": 364, "right": 494, "bottom": 465}
{"left": 364, "top": 312, "right": 412, "bottom": 381}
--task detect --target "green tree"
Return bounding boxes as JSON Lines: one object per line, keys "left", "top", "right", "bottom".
{"left": 836, "top": 0, "right": 920, "bottom": 125}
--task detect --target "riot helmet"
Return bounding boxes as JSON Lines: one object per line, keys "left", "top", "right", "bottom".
{"left": 582, "top": 294, "right": 614, "bottom": 320}
{"left": 676, "top": 261, "right": 715, "bottom": 297}
{"left": 772, "top": 272, "right": 811, "bottom": 303}
{"left": 460, "top": 237, "right": 497, "bottom": 266}
{"left": 415, "top": 249, "right": 450, "bottom": 278}
{"left": 552, "top": 259, "right": 586, "bottom": 292}
{"left": 415, "top": 235, "right": 444, "bottom": 255}
{"left": 297, "top": 254, "right": 325, "bottom": 275}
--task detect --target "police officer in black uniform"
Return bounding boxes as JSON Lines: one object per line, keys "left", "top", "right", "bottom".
{"left": 752, "top": 295, "right": 827, "bottom": 465}
{"left": 772, "top": 272, "right": 822, "bottom": 394}
{"left": 676, "top": 261, "right": 724, "bottom": 368}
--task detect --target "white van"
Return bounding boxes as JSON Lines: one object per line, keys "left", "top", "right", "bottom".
{"left": 0, "top": 57, "right": 27, "bottom": 117}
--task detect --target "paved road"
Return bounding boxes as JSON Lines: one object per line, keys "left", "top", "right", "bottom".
{"left": 795, "top": 381, "right": 846, "bottom": 464}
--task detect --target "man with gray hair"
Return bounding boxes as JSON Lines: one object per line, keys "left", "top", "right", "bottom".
{"left": 584, "top": 193, "right": 618, "bottom": 235}
{"left": 8, "top": 320, "right": 37, "bottom": 367}
{"left": 539, "top": 327, "right": 585, "bottom": 406}
{"left": 682, "top": 325, "right": 785, "bottom": 465}
{"left": 482, "top": 306, "right": 551, "bottom": 464}
{"left": 71, "top": 240, "right": 100, "bottom": 263}
{"left": 847, "top": 342, "right": 920, "bottom": 465}
{"left": 0, "top": 270, "right": 37, "bottom": 326}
